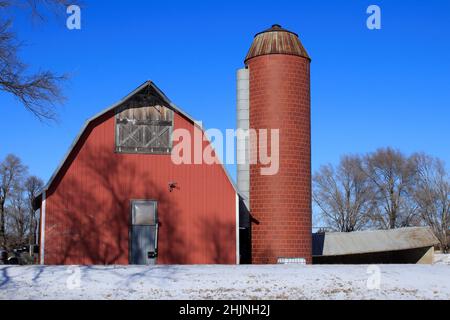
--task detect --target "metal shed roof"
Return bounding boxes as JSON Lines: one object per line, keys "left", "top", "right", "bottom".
{"left": 314, "top": 227, "right": 439, "bottom": 257}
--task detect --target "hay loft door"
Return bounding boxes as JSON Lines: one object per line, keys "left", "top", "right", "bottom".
{"left": 130, "top": 200, "right": 158, "bottom": 265}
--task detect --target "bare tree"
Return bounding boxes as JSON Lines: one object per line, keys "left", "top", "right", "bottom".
{"left": 25, "top": 175, "right": 43, "bottom": 245}
{"left": 0, "top": 154, "right": 28, "bottom": 249}
{"left": 0, "top": 0, "right": 79, "bottom": 121}
{"left": 6, "top": 183, "right": 29, "bottom": 248}
{"left": 412, "top": 154, "right": 450, "bottom": 253}
{"left": 362, "top": 148, "right": 418, "bottom": 229}
{"left": 313, "top": 155, "right": 375, "bottom": 232}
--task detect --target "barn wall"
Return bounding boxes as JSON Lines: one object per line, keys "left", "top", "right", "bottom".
{"left": 44, "top": 110, "right": 237, "bottom": 265}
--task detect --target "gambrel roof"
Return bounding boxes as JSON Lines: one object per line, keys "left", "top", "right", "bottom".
{"left": 34, "top": 81, "right": 241, "bottom": 207}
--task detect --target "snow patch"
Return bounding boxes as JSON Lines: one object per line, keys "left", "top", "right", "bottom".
{"left": 0, "top": 263, "right": 449, "bottom": 300}
{"left": 434, "top": 253, "right": 450, "bottom": 265}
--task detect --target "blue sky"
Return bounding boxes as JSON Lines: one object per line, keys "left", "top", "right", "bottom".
{"left": 1, "top": 0, "right": 450, "bottom": 183}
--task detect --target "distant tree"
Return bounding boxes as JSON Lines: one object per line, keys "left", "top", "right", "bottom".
{"left": 313, "top": 155, "right": 375, "bottom": 232}
{"left": 25, "top": 175, "right": 43, "bottom": 245}
{"left": 0, "top": 0, "right": 79, "bottom": 121}
{"left": 412, "top": 154, "right": 450, "bottom": 253}
{"left": 0, "top": 154, "right": 27, "bottom": 249}
{"left": 6, "top": 183, "right": 29, "bottom": 248}
{"left": 362, "top": 148, "right": 418, "bottom": 229}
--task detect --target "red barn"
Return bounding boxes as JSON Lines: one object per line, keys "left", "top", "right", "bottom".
{"left": 34, "top": 24, "right": 313, "bottom": 266}
{"left": 34, "top": 81, "right": 240, "bottom": 265}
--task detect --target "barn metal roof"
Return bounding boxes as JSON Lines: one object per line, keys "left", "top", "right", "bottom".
{"left": 35, "top": 81, "right": 242, "bottom": 206}
{"left": 313, "top": 227, "right": 439, "bottom": 257}
{"left": 245, "top": 24, "right": 310, "bottom": 63}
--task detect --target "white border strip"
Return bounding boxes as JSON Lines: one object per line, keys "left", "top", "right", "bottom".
{"left": 40, "top": 191, "right": 46, "bottom": 265}
{"left": 235, "top": 193, "right": 240, "bottom": 264}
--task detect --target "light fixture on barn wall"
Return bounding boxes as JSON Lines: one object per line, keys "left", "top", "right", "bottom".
{"left": 168, "top": 182, "right": 178, "bottom": 192}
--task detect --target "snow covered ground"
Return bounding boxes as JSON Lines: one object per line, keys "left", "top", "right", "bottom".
{"left": 434, "top": 253, "right": 450, "bottom": 265}
{"left": 1, "top": 255, "right": 449, "bottom": 300}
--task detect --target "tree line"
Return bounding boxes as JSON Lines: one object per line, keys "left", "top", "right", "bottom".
{"left": 313, "top": 147, "right": 449, "bottom": 253}
{"left": 0, "top": 154, "right": 43, "bottom": 251}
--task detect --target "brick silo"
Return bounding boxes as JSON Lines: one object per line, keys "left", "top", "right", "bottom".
{"left": 245, "top": 24, "right": 312, "bottom": 264}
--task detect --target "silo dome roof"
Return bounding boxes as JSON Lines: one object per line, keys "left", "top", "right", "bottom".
{"left": 244, "top": 24, "right": 310, "bottom": 63}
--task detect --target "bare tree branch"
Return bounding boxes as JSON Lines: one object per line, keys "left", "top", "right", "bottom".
{"left": 362, "top": 148, "right": 419, "bottom": 229}
{"left": 0, "top": 154, "right": 28, "bottom": 249}
{"left": 0, "top": 0, "right": 80, "bottom": 121}
{"left": 6, "top": 182, "right": 29, "bottom": 248}
{"left": 412, "top": 153, "right": 450, "bottom": 252}
{"left": 25, "top": 175, "right": 43, "bottom": 246}
{"left": 313, "top": 155, "right": 375, "bottom": 232}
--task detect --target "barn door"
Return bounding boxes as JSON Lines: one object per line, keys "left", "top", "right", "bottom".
{"left": 130, "top": 200, "right": 158, "bottom": 265}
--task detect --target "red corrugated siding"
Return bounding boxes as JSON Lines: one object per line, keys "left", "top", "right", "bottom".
{"left": 44, "top": 110, "right": 237, "bottom": 265}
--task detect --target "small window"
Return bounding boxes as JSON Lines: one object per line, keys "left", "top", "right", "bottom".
{"left": 115, "top": 94, "right": 173, "bottom": 154}
{"left": 132, "top": 201, "right": 157, "bottom": 225}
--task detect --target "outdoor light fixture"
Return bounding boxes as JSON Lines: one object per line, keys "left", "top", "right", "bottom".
{"left": 168, "top": 182, "right": 178, "bottom": 192}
